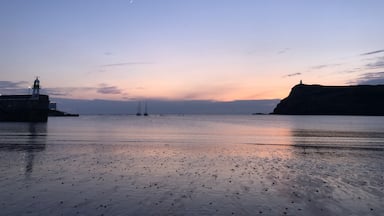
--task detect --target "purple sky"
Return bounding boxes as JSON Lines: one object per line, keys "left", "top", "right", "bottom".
{"left": 1, "top": 0, "right": 384, "bottom": 101}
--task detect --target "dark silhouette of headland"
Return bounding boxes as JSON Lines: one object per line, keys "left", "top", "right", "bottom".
{"left": 273, "top": 82, "right": 384, "bottom": 115}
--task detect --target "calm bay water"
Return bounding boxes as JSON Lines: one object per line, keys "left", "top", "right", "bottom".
{"left": 1, "top": 115, "right": 383, "bottom": 215}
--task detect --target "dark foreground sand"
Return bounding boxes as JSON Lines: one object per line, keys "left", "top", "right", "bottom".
{"left": 1, "top": 142, "right": 383, "bottom": 216}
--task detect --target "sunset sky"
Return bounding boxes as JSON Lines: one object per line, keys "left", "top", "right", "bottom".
{"left": 1, "top": 0, "right": 384, "bottom": 101}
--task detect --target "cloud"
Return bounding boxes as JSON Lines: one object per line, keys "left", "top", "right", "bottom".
{"left": 0, "top": 81, "right": 28, "bottom": 89}
{"left": 174, "top": 84, "right": 241, "bottom": 101}
{"left": 355, "top": 72, "right": 384, "bottom": 85}
{"left": 45, "top": 87, "right": 87, "bottom": 96}
{"left": 365, "top": 56, "right": 384, "bottom": 69}
{"left": 360, "top": 49, "right": 384, "bottom": 56}
{"left": 97, "top": 84, "right": 122, "bottom": 95}
{"left": 277, "top": 48, "right": 290, "bottom": 55}
{"left": 310, "top": 63, "right": 341, "bottom": 70}
{"left": 101, "top": 62, "right": 153, "bottom": 67}
{"left": 43, "top": 86, "right": 97, "bottom": 97}
{"left": 0, "top": 80, "right": 30, "bottom": 95}
{"left": 38, "top": 84, "right": 125, "bottom": 98}
{"left": 47, "top": 85, "right": 124, "bottom": 97}
{"left": 283, "top": 72, "right": 301, "bottom": 78}
{"left": 44, "top": 88, "right": 70, "bottom": 97}
{"left": 311, "top": 65, "right": 328, "bottom": 70}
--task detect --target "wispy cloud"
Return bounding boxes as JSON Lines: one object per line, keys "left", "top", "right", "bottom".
{"left": 44, "top": 88, "right": 70, "bottom": 97}
{"left": 311, "top": 63, "right": 341, "bottom": 70}
{"left": 283, "top": 72, "right": 301, "bottom": 78}
{"left": 354, "top": 72, "right": 384, "bottom": 85}
{"left": 44, "top": 87, "right": 95, "bottom": 97}
{"left": 365, "top": 56, "right": 384, "bottom": 69}
{"left": 46, "top": 85, "right": 126, "bottom": 98}
{"left": 0, "top": 81, "right": 28, "bottom": 89}
{"left": 101, "top": 62, "right": 153, "bottom": 67}
{"left": 360, "top": 49, "right": 384, "bottom": 56}
{"left": 277, "top": 48, "right": 290, "bottom": 55}
{"left": 176, "top": 84, "right": 240, "bottom": 101}
{"left": 0, "top": 80, "right": 30, "bottom": 95}
{"left": 97, "top": 84, "right": 122, "bottom": 95}
{"left": 311, "top": 65, "right": 328, "bottom": 70}
{"left": 46, "top": 83, "right": 126, "bottom": 98}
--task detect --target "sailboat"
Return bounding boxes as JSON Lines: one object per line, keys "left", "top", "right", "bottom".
{"left": 143, "top": 101, "right": 149, "bottom": 116}
{"left": 136, "top": 101, "right": 142, "bottom": 116}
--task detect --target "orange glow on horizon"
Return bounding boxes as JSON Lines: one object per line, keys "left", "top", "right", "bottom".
{"left": 44, "top": 59, "right": 361, "bottom": 102}
{"left": 46, "top": 71, "right": 302, "bottom": 101}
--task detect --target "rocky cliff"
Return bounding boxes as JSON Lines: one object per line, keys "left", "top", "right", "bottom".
{"left": 273, "top": 84, "right": 384, "bottom": 115}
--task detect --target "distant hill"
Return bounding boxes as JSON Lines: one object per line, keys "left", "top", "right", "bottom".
{"left": 51, "top": 98, "right": 280, "bottom": 115}
{"left": 273, "top": 84, "right": 384, "bottom": 115}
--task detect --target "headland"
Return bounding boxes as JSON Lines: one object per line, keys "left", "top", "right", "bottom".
{"left": 273, "top": 83, "right": 384, "bottom": 115}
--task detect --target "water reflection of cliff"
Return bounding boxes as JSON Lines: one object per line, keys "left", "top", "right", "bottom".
{"left": 290, "top": 129, "right": 384, "bottom": 152}
{"left": 0, "top": 123, "right": 47, "bottom": 176}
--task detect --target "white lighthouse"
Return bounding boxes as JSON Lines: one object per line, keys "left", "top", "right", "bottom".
{"left": 32, "top": 77, "right": 40, "bottom": 98}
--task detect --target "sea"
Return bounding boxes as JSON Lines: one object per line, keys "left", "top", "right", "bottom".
{"left": 0, "top": 115, "right": 383, "bottom": 216}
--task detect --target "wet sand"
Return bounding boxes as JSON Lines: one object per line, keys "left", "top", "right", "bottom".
{"left": 1, "top": 142, "right": 383, "bottom": 216}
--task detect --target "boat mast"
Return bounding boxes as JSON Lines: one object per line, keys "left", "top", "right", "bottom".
{"left": 143, "top": 101, "right": 148, "bottom": 116}
{"left": 136, "top": 101, "right": 142, "bottom": 116}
